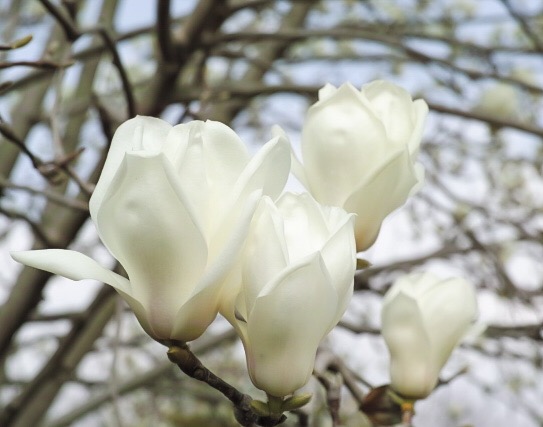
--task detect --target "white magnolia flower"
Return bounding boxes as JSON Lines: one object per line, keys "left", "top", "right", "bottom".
{"left": 12, "top": 116, "right": 290, "bottom": 343}
{"left": 381, "top": 272, "right": 477, "bottom": 399}
{"left": 230, "top": 193, "right": 356, "bottom": 397}
{"left": 293, "top": 81, "right": 428, "bottom": 251}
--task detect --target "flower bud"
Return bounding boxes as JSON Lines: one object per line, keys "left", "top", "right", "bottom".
{"left": 381, "top": 272, "right": 477, "bottom": 399}
{"left": 230, "top": 193, "right": 356, "bottom": 397}
{"left": 294, "top": 81, "right": 428, "bottom": 251}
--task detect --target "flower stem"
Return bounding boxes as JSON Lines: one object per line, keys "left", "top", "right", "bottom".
{"left": 167, "top": 342, "right": 254, "bottom": 425}
{"left": 401, "top": 401, "right": 415, "bottom": 426}
{"left": 266, "top": 395, "right": 284, "bottom": 415}
{"left": 167, "top": 342, "right": 286, "bottom": 427}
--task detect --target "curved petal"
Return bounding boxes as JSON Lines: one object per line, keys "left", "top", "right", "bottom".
{"left": 344, "top": 147, "right": 418, "bottom": 251}
{"left": 169, "top": 278, "right": 223, "bottom": 342}
{"left": 230, "top": 129, "right": 291, "bottom": 208}
{"left": 201, "top": 120, "right": 251, "bottom": 185}
{"left": 11, "top": 249, "right": 130, "bottom": 293}
{"left": 319, "top": 214, "right": 357, "bottom": 324}
{"left": 242, "top": 197, "right": 289, "bottom": 316}
{"left": 382, "top": 292, "right": 437, "bottom": 398}
{"left": 96, "top": 153, "right": 208, "bottom": 338}
{"left": 246, "top": 254, "right": 337, "bottom": 396}
{"left": 165, "top": 122, "right": 210, "bottom": 235}
{"left": 169, "top": 190, "right": 265, "bottom": 342}
{"left": 166, "top": 120, "right": 252, "bottom": 234}
{"left": 10, "top": 249, "right": 162, "bottom": 340}
{"left": 302, "top": 83, "right": 390, "bottom": 206}
{"left": 90, "top": 116, "right": 172, "bottom": 221}
{"left": 318, "top": 83, "right": 338, "bottom": 101}
{"left": 290, "top": 148, "right": 310, "bottom": 190}
{"left": 275, "top": 193, "right": 331, "bottom": 262}
{"left": 208, "top": 189, "right": 263, "bottom": 318}
{"left": 421, "top": 278, "right": 477, "bottom": 370}
{"left": 362, "top": 80, "right": 416, "bottom": 146}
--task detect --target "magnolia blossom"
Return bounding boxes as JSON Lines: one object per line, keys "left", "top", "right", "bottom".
{"left": 12, "top": 116, "right": 290, "bottom": 343}
{"left": 381, "top": 272, "right": 477, "bottom": 399}
{"left": 228, "top": 193, "right": 356, "bottom": 397}
{"left": 293, "top": 81, "right": 428, "bottom": 251}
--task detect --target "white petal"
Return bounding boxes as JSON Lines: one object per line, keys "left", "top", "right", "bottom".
{"left": 318, "top": 83, "right": 338, "bottom": 101}
{"left": 275, "top": 193, "right": 329, "bottom": 262}
{"left": 90, "top": 116, "right": 171, "bottom": 221}
{"left": 362, "top": 80, "right": 415, "bottom": 146}
{"left": 10, "top": 249, "right": 162, "bottom": 340}
{"left": 290, "top": 149, "right": 310, "bottom": 190}
{"left": 302, "top": 83, "right": 389, "bottom": 206}
{"left": 344, "top": 147, "right": 418, "bottom": 251}
{"left": 420, "top": 277, "right": 477, "bottom": 370}
{"left": 165, "top": 122, "right": 210, "bottom": 235}
{"left": 319, "top": 214, "right": 357, "bottom": 324}
{"left": 242, "top": 197, "right": 289, "bottom": 316}
{"left": 246, "top": 254, "right": 337, "bottom": 396}
{"left": 230, "top": 130, "right": 291, "bottom": 206}
{"left": 170, "top": 278, "right": 224, "bottom": 342}
{"left": 11, "top": 249, "right": 130, "bottom": 293}
{"left": 96, "top": 153, "right": 208, "bottom": 338}
{"left": 382, "top": 292, "right": 437, "bottom": 398}
{"left": 209, "top": 190, "right": 264, "bottom": 321}
{"left": 167, "top": 121, "right": 251, "bottom": 233}
{"left": 201, "top": 120, "right": 251, "bottom": 182}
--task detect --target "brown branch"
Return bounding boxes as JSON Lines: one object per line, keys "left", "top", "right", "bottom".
{"left": 157, "top": 0, "right": 174, "bottom": 61}
{"left": 38, "top": 0, "right": 80, "bottom": 41}
{"left": 338, "top": 320, "right": 380, "bottom": 335}
{"left": 167, "top": 342, "right": 287, "bottom": 427}
{"left": 205, "top": 27, "right": 543, "bottom": 95}
{"left": 0, "top": 121, "right": 44, "bottom": 170}
{"left": 0, "top": 59, "right": 74, "bottom": 69}
{"left": 427, "top": 101, "right": 543, "bottom": 138}
{"left": 485, "top": 323, "right": 543, "bottom": 341}
{"left": 89, "top": 27, "right": 137, "bottom": 118}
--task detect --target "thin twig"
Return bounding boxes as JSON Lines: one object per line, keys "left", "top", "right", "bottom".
{"left": 0, "top": 176, "right": 89, "bottom": 211}
{"left": 499, "top": 0, "right": 543, "bottom": 52}
{"left": 0, "top": 207, "right": 55, "bottom": 247}
{"left": 91, "top": 27, "right": 137, "bottom": 118}
{"left": 315, "top": 371, "right": 342, "bottom": 426}
{"left": 0, "top": 121, "right": 44, "bottom": 170}
{"left": 0, "top": 60, "right": 74, "bottom": 69}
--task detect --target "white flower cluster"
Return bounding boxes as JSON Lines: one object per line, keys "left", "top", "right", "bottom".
{"left": 12, "top": 81, "right": 476, "bottom": 401}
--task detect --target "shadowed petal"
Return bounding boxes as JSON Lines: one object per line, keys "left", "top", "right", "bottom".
{"left": 246, "top": 255, "right": 337, "bottom": 397}
{"left": 381, "top": 292, "right": 437, "bottom": 398}
{"left": 344, "top": 147, "right": 418, "bottom": 251}
{"left": 96, "top": 153, "right": 208, "bottom": 338}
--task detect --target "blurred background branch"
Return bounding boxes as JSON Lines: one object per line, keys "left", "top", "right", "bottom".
{"left": 1, "top": 0, "right": 542, "bottom": 426}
